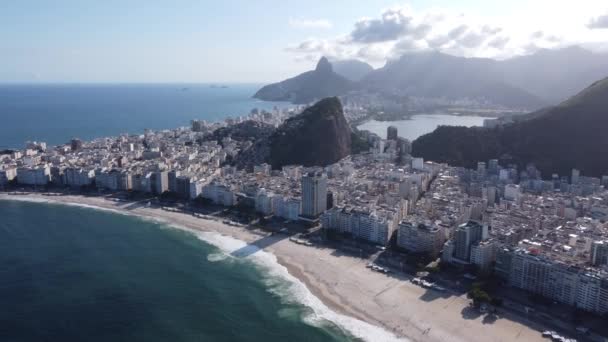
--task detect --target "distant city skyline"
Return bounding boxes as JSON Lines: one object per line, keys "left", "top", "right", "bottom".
{"left": 2, "top": 0, "right": 607, "bottom": 83}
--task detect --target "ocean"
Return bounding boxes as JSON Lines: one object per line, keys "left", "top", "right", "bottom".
{"left": 0, "top": 200, "right": 361, "bottom": 342}
{"left": 0, "top": 83, "right": 286, "bottom": 149}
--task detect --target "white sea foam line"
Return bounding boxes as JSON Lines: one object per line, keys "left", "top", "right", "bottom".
{"left": 0, "top": 195, "right": 52, "bottom": 204}
{"left": 0, "top": 195, "right": 406, "bottom": 342}
{"left": 192, "top": 232, "right": 407, "bottom": 342}
{"left": 1, "top": 195, "right": 126, "bottom": 214}
{"left": 206, "top": 252, "right": 228, "bottom": 262}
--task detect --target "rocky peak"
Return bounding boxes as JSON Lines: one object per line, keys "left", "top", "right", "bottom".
{"left": 315, "top": 57, "right": 333, "bottom": 73}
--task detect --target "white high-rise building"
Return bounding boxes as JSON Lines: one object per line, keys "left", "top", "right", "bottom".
{"left": 201, "top": 182, "right": 235, "bottom": 205}
{"left": 284, "top": 198, "right": 302, "bottom": 221}
{"left": 255, "top": 189, "right": 275, "bottom": 216}
{"left": 412, "top": 157, "right": 424, "bottom": 171}
{"left": 0, "top": 167, "right": 17, "bottom": 185}
{"left": 301, "top": 172, "right": 327, "bottom": 218}
{"left": 397, "top": 221, "right": 444, "bottom": 257}
{"left": 572, "top": 169, "right": 581, "bottom": 184}
{"left": 95, "top": 169, "right": 121, "bottom": 190}
{"left": 453, "top": 221, "right": 487, "bottom": 262}
{"left": 499, "top": 169, "right": 510, "bottom": 181}
{"left": 321, "top": 207, "right": 396, "bottom": 245}
{"left": 64, "top": 167, "right": 94, "bottom": 187}
{"left": 502, "top": 249, "right": 608, "bottom": 315}
{"left": 504, "top": 184, "right": 521, "bottom": 201}
{"left": 17, "top": 165, "right": 50, "bottom": 186}
{"left": 592, "top": 241, "right": 608, "bottom": 266}
{"left": 470, "top": 240, "right": 496, "bottom": 272}
{"left": 152, "top": 170, "right": 169, "bottom": 195}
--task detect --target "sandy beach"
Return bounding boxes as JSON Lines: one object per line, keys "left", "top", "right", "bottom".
{"left": 0, "top": 193, "right": 546, "bottom": 342}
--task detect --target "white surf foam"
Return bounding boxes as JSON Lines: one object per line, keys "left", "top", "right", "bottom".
{"left": 0, "top": 195, "right": 52, "bottom": 204}
{"left": 191, "top": 232, "right": 406, "bottom": 342}
{"left": 0, "top": 195, "right": 406, "bottom": 342}
{"left": 206, "top": 252, "right": 228, "bottom": 263}
{"left": 0, "top": 195, "right": 136, "bottom": 217}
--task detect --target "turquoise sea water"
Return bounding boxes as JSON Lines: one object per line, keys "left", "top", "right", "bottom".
{"left": 0, "top": 84, "right": 285, "bottom": 149}
{"left": 0, "top": 200, "right": 356, "bottom": 342}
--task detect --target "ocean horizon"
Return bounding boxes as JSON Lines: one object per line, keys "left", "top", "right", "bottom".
{"left": 0, "top": 83, "right": 288, "bottom": 149}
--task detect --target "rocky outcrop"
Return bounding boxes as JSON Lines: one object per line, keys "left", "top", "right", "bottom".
{"left": 268, "top": 97, "right": 352, "bottom": 168}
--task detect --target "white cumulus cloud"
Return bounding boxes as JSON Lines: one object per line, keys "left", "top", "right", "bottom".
{"left": 285, "top": 2, "right": 608, "bottom": 65}
{"left": 588, "top": 13, "right": 608, "bottom": 29}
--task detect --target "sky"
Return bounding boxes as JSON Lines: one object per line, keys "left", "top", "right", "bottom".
{"left": 1, "top": 0, "right": 607, "bottom": 83}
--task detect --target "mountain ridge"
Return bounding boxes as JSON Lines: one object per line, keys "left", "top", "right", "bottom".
{"left": 362, "top": 51, "right": 546, "bottom": 109}
{"left": 255, "top": 47, "right": 608, "bottom": 109}
{"left": 411, "top": 76, "right": 608, "bottom": 177}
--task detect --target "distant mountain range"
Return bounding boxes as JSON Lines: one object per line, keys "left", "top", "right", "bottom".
{"left": 362, "top": 51, "right": 546, "bottom": 109}
{"left": 254, "top": 46, "right": 608, "bottom": 110}
{"left": 412, "top": 76, "right": 608, "bottom": 177}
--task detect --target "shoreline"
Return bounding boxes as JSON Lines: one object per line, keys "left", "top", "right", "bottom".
{"left": 0, "top": 193, "right": 546, "bottom": 342}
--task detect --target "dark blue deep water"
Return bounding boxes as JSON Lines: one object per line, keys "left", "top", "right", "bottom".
{"left": 0, "top": 200, "right": 354, "bottom": 342}
{"left": 0, "top": 84, "right": 285, "bottom": 149}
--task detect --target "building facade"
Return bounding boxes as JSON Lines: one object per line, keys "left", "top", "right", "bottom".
{"left": 592, "top": 241, "right": 608, "bottom": 266}
{"left": 301, "top": 172, "right": 327, "bottom": 218}
{"left": 499, "top": 248, "right": 608, "bottom": 315}
{"left": 16, "top": 165, "right": 51, "bottom": 185}
{"left": 321, "top": 207, "right": 397, "bottom": 245}
{"left": 397, "top": 221, "right": 445, "bottom": 257}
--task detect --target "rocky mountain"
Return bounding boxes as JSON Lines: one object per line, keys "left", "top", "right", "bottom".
{"left": 361, "top": 47, "right": 608, "bottom": 109}
{"left": 331, "top": 59, "right": 374, "bottom": 81}
{"left": 253, "top": 57, "right": 355, "bottom": 104}
{"left": 412, "top": 76, "right": 608, "bottom": 177}
{"left": 362, "top": 51, "right": 546, "bottom": 109}
{"left": 257, "top": 47, "right": 608, "bottom": 110}
{"left": 268, "top": 97, "right": 351, "bottom": 169}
